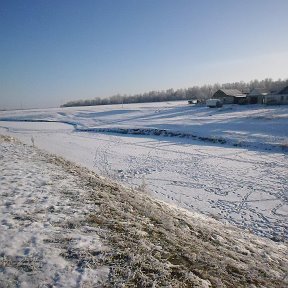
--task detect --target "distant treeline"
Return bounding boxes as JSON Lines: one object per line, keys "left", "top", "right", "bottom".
{"left": 61, "top": 78, "right": 288, "bottom": 107}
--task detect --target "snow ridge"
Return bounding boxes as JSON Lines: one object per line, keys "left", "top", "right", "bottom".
{"left": 75, "top": 126, "right": 288, "bottom": 153}
{"left": 0, "top": 117, "right": 287, "bottom": 152}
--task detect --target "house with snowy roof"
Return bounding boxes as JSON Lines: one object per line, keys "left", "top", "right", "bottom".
{"left": 212, "top": 89, "right": 247, "bottom": 104}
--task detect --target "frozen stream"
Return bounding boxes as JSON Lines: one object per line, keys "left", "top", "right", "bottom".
{"left": 0, "top": 120, "right": 287, "bottom": 240}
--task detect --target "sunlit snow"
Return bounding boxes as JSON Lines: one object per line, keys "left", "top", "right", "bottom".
{"left": 1, "top": 101, "right": 287, "bottom": 240}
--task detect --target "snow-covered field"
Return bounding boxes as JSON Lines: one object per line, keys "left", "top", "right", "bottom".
{"left": 0, "top": 101, "right": 287, "bottom": 240}
{"left": 1, "top": 101, "right": 287, "bottom": 149}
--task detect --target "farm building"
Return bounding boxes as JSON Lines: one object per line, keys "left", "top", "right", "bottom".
{"left": 278, "top": 85, "right": 288, "bottom": 95}
{"left": 263, "top": 86, "right": 288, "bottom": 105}
{"left": 247, "top": 88, "right": 269, "bottom": 104}
{"left": 212, "top": 89, "right": 247, "bottom": 104}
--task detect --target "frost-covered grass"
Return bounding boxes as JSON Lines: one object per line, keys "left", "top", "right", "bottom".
{"left": 0, "top": 136, "right": 109, "bottom": 287}
{"left": 1, "top": 135, "right": 287, "bottom": 287}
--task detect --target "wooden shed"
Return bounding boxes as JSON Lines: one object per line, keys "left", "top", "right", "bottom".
{"left": 212, "top": 89, "right": 247, "bottom": 104}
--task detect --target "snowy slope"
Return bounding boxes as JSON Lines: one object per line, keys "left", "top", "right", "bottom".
{"left": 1, "top": 135, "right": 287, "bottom": 287}
{"left": 0, "top": 136, "right": 109, "bottom": 287}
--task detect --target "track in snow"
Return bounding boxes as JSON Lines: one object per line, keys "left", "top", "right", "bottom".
{"left": 0, "top": 120, "right": 287, "bottom": 241}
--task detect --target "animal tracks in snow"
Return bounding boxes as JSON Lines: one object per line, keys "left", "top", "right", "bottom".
{"left": 90, "top": 133, "right": 288, "bottom": 240}
{"left": 0, "top": 120, "right": 287, "bottom": 241}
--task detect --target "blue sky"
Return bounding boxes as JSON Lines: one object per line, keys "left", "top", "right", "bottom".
{"left": 1, "top": 0, "right": 288, "bottom": 109}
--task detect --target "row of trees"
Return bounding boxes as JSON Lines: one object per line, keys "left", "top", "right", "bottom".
{"left": 61, "top": 78, "right": 288, "bottom": 107}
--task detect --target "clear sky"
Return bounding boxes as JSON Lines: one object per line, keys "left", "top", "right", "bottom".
{"left": 1, "top": 0, "right": 288, "bottom": 109}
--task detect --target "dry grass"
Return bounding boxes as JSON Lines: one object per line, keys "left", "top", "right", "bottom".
{"left": 0, "top": 135, "right": 20, "bottom": 143}
{"left": 45, "top": 150, "right": 288, "bottom": 288}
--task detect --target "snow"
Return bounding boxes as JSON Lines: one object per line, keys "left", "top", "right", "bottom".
{"left": 0, "top": 137, "right": 109, "bottom": 287}
{"left": 0, "top": 135, "right": 287, "bottom": 287}
{"left": 1, "top": 101, "right": 287, "bottom": 149}
{"left": 0, "top": 101, "right": 287, "bottom": 240}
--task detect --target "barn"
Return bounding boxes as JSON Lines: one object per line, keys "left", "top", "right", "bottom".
{"left": 212, "top": 89, "right": 247, "bottom": 104}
